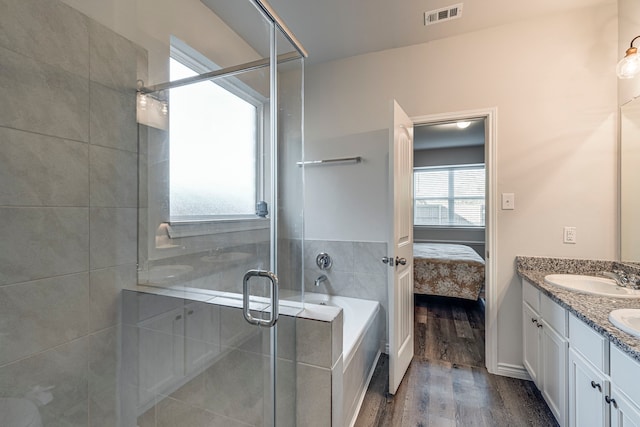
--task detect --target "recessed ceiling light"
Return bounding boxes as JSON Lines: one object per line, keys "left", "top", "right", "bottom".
{"left": 456, "top": 121, "right": 471, "bottom": 129}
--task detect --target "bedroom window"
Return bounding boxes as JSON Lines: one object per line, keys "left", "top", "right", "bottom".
{"left": 414, "top": 164, "right": 485, "bottom": 227}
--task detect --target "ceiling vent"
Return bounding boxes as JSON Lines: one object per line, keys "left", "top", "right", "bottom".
{"left": 424, "top": 3, "right": 463, "bottom": 26}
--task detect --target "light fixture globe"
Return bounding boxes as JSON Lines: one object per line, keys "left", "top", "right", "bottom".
{"left": 617, "top": 46, "right": 640, "bottom": 79}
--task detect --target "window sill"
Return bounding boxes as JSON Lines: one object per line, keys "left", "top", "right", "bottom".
{"left": 166, "top": 217, "right": 270, "bottom": 238}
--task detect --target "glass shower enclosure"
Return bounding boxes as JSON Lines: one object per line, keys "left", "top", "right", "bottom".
{"left": 133, "top": 1, "right": 306, "bottom": 426}
{"left": 0, "top": 0, "right": 304, "bottom": 426}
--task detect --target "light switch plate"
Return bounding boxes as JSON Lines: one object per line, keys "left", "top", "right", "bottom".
{"left": 502, "top": 193, "right": 515, "bottom": 210}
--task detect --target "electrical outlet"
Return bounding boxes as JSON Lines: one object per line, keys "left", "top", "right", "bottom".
{"left": 563, "top": 226, "right": 577, "bottom": 244}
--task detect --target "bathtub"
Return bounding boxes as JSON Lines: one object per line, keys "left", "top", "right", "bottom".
{"left": 303, "top": 293, "right": 382, "bottom": 427}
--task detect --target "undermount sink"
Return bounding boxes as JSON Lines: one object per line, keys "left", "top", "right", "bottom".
{"left": 609, "top": 309, "right": 640, "bottom": 338}
{"left": 544, "top": 274, "right": 640, "bottom": 298}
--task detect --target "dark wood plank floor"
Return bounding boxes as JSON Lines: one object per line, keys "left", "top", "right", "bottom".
{"left": 355, "top": 295, "right": 559, "bottom": 427}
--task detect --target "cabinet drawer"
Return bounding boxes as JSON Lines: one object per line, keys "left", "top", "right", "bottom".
{"left": 523, "top": 280, "right": 540, "bottom": 312}
{"left": 540, "top": 293, "right": 567, "bottom": 337}
{"left": 611, "top": 345, "right": 640, "bottom": 403}
{"left": 569, "top": 314, "right": 608, "bottom": 373}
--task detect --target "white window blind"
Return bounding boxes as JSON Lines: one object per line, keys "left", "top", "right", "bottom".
{"left": 414, "top": 164, "right": 485, "bottom": 227}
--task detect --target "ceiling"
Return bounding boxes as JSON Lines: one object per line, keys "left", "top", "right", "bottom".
{"left": 414, "top": 119, "right": 485, "bottom": 150}
{"left": 266, "top": 0, "right": 611, "bottom": 64}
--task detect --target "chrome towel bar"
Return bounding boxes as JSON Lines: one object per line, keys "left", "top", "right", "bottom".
{"left": 296, "top": 156, "right": 362, "bottom": 166}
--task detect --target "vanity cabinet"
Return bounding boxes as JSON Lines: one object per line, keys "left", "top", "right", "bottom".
{"left": 522, "top": 280, "right": 568, "bottom": 426}
{"left": 609, "top": 388, "right": 640, "bottom": 427}
{"left": 567, "top": 348, "right": 607, "bottom": 427}
{"left": 137, "top": 301, "right": 220, "bottom": 412}
{"left": 521, "top": 277, "right": 640, "bottom": 427}
{"left": 566, "top": 312, "right": 640, "bottom": 427}
{"left": 610, "top": 345, "right": 640, "bottom": 426}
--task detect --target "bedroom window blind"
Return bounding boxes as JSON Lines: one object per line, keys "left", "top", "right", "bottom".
{"left": 414, "top": 164, "right": 485, "bottom": 227}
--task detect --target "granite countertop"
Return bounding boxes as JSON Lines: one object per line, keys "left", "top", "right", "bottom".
{"left": 516, "top": 256, "right": 640, "bottom": 363}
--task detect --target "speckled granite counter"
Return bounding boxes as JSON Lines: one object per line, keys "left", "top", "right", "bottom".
{"left": 516, "top": 256, "right": 640, "bottom": 363}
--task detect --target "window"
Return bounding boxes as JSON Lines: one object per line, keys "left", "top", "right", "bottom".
{"left": 168, "top": 50, "right": 264, "bottom": 222}
{"left": 414, "top": 164, "right": 485, "bottom": 227}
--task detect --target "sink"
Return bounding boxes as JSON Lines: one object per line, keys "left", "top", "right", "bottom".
{"left": 609, "top": 309, "right": 640, "bottom": 338}
{"left": 544, "top": 274, "right": 640, "bottom": 298}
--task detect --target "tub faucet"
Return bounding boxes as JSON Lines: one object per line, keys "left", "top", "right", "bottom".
{"left": 315, "top": 274, "right": 328, "bottom": 287}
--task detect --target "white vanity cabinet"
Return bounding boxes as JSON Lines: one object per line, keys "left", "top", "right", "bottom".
{"left": 522, "top": 278, "right": 640, "bottom": 427}
{"left": 567, "top": 311, "right": 610, "bottom": 427}
{"left": 567, "top": 341, "right": 607, "bottom": 427}
{"left": 522, "top": 280, "right": 569, "bottom": 426}
{"left": 137, "top": 301, "right": 220, "bottom": 412}
{"left": 609, "top": 345, "right": 640, "bottom": 426}
{"left": 567, "top": 313, "right": 640, "bottom": 427}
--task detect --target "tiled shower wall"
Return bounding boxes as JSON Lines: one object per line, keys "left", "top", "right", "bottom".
{"left": 0, "top": 1, "right": 139, "bottom": 425}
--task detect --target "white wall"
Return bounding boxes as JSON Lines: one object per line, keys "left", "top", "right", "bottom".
{"left": 304, "top": 2, "right": 618, "bottom": 370}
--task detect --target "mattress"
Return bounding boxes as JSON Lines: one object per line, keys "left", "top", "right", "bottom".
{"left": 413, "top": 243, "right": 485, "bottom": 300}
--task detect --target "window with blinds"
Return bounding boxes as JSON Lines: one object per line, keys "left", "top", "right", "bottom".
{"left": 414, "top": 164, "right": 485, "bottom": 227}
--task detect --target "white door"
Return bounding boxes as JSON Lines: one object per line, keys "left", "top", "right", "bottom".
{"left": 388, "top": 100, "right": 414, "bottom": 395}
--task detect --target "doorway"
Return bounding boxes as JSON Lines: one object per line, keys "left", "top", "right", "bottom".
{"left": 411, "top": 108, "right": 498, "bottom": 372}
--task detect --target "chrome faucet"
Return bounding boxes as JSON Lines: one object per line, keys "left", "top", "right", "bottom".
{"left": 314, "top": 274, "right": 328, "bottom": 287}
{"left": 600, "top": 270, "right": 631, "bottom": 287}
{"left": 601, "top": 270, "right": 640, "bottom": 290}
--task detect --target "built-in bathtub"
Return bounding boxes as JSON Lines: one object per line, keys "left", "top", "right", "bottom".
{"left": 302, "top": 293, "right": 382, "bottom": 427}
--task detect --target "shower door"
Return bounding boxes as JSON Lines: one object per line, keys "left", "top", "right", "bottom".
{"left": 131, "top": 1, "right": 306, "bottom": 426}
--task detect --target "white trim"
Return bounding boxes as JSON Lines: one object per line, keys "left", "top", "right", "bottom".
{"left": 496, "top": 362, "right": 531, "bottom": 380}
{"left": 167, "top": 218, "right": 270, "bottom": 238}
{"left": 412, "top": 107, "right": 499, "bottom": 375}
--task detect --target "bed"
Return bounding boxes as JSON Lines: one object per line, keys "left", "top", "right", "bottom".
{"left": 413, "top": 243, "right": 485, "bottom": 300}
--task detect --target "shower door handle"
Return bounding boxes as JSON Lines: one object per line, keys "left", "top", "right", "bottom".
{"left": 243, "top": 269, "right": 279, "bottom": 327}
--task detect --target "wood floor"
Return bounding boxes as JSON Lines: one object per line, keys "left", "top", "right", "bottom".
{"left": 354, "top": 295, "right": 559, "bottom": 427}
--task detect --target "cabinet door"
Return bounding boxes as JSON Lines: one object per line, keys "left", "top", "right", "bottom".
{"left": 568, "top": 349, "right": 607, "bottom": 427}
{"left": 541, "top": 319, "right": 568, "bottom": 427}
{"left": 138, "top": 307, "right": 185, "bottom": 405}
{"left": 610, "top": 387, "right": 640, "bottom": 427}
{"left": 523, "top": 302, "right": 541, "bottom": 387}
{"left": 184, "top": 301, "right": 219, "bottom": 373}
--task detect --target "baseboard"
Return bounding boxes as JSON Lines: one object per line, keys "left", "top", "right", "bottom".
{"left": 348, "top": 350, "right": 382, "bottom": 427}
{"left": 495, "top": 362, "right": 532, "bottom": 381}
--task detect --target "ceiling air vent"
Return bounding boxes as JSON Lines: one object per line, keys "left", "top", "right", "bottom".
{"left": 424, "top": 3, "right": 463, "bottom": 26}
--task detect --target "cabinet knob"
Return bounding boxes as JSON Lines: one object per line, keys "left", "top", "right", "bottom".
{"left": 537, "top": 323, "right": 543, "bottom": 328}
{"left": 605, "top": 396, "right": 618, "bottom": 408}
{"left": 531, "top": 318, "right": 538, "bottom": 324}
{"left": 590, "top": 381, "right": 602, "bottom": 392}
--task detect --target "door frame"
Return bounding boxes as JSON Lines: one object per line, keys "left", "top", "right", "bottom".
{"left": 411, "top": 107, "right": 498, "bottom": 374}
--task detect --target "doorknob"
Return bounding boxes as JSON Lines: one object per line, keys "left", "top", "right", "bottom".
{"left": 395, "top": 257, "right": 407, "bottom": 266}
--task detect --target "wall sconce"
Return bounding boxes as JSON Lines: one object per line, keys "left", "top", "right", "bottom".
{"left": 617, "top": 35, "right": 640, "bottom": 79}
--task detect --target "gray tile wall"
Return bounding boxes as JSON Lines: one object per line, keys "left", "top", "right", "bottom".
{"left": 304, "top": 239, "right": 389, "bottom": 343}
{"left": 0, "top": 1, "right": 140, "bottom": 425}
